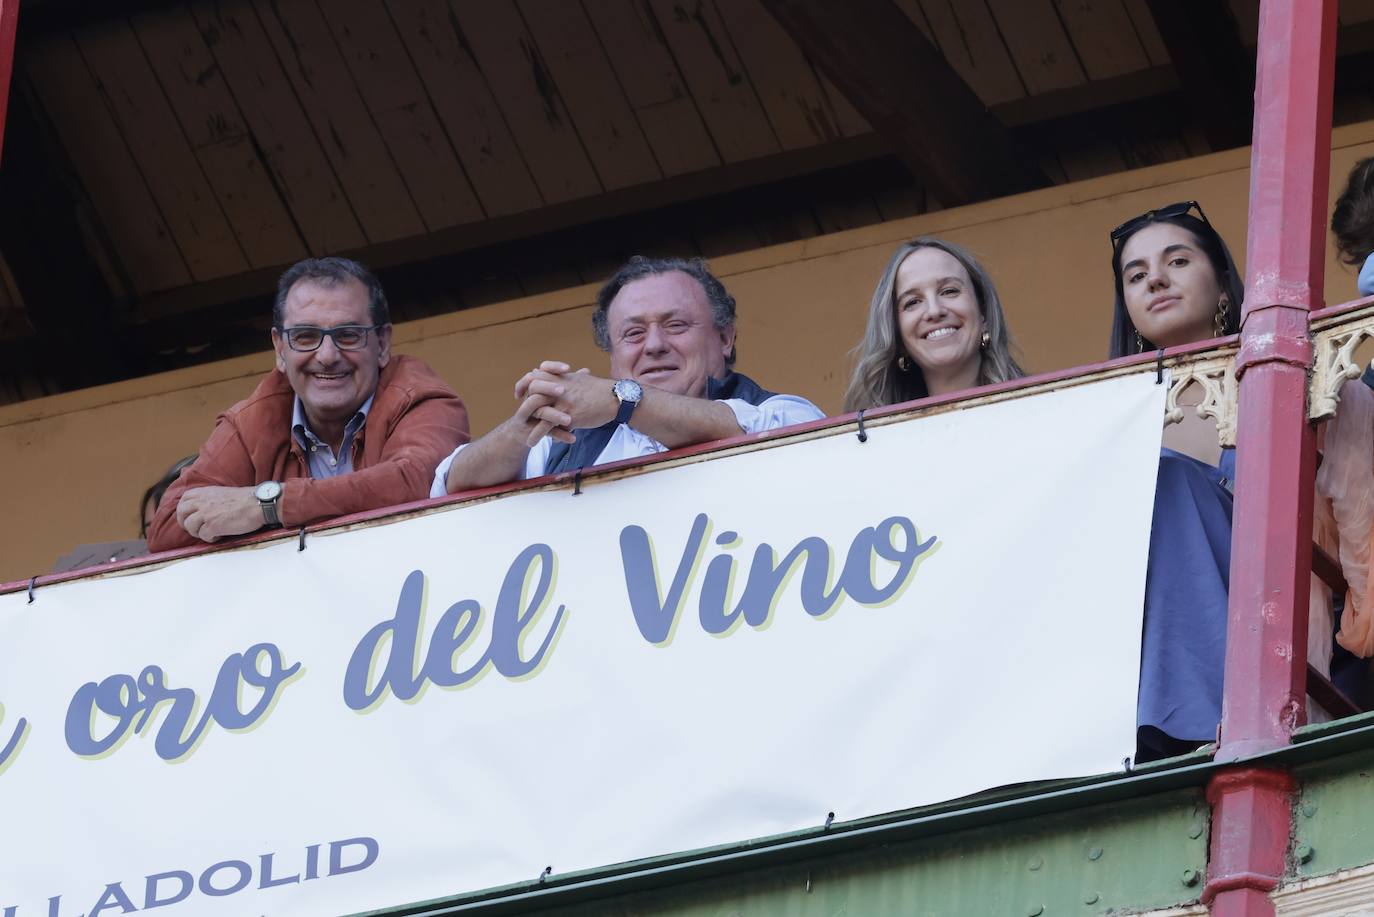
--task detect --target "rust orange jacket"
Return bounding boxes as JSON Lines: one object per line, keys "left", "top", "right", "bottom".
{"left": 147, "top": 355, "right": 469, "bottom": 552}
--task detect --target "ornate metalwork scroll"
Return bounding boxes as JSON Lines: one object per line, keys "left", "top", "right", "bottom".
{"left": 1164, "top": 353, "right": 1239, "bottom": 447}
{"left": 1311, "top": 318, "right": 1374, "bottom": 421}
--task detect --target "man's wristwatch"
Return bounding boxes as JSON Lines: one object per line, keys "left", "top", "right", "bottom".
{"left": 254, "top": 481, "right": 283, "bottom": 527}
{"left": 612, "top": 379, "right": 643, "bottom": 425}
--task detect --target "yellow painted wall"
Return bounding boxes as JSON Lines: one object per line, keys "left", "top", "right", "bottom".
{"left": 5, "top": 121, "right": 1374, "bottom": 584}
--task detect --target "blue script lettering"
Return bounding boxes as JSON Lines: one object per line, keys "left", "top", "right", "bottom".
{"left": 0, "top": 702, "right": 28, "bottom": 774}
{"left": 622, "top": 513, "right": 938, "bottom": 644}
{"left": 343, "top": 544, "right": 568, "bottom": 711}
{"left": 64, "top": 643, "right": 301, "bottom": 761}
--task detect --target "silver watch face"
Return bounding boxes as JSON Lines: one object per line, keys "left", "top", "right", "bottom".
{"left": 613, "top": 378, "right": 643, "bottom": 404}
{"left": 255, "top": 481, "right": 283, "bottom": 502}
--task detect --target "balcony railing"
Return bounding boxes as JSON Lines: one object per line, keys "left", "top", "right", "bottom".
{"left": 4, "top": 313, "right": 1369, "bottom": 916}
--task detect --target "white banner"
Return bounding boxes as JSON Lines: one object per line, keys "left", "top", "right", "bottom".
{"left": 0, "top": 372, "right": 1164, "bottom": 917}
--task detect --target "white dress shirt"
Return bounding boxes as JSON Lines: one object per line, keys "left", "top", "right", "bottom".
{"left": 430, "top": 393, "right": 823, "bottom": 497}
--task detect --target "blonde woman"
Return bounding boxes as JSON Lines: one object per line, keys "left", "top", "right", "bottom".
{"left": 843, "top": 237, "right": 1024, "bottom": 411}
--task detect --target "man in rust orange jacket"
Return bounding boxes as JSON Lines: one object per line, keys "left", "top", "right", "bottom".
{"left": 147, "top": 257, "right": 468, "bottom": 552}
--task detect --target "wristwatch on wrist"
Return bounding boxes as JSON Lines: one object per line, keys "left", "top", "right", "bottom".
{"left": 254, "top": 481, "right": 283, "bottom": 527}
{"left": 612, "top": 378, "right": 644, "bottom": 425}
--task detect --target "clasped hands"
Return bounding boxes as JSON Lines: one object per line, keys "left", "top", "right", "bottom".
{"left": 176, "top": 485, "right": 268, "bottom": 543}
{"left": 512, "top": 361, "right": 620, "bottom": 447}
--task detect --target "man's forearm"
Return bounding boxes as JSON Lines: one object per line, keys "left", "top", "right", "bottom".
{"left": 445, "top": 420, "right": 534, "bottom": 492}
{"left": 147, "top": 504, "right": 200, "bottom": 552}
{"left": 631, "top": 388, "right": 742, "bottom": 449}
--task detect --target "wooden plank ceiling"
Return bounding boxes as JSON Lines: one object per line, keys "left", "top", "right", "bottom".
{"left": 7, "top": 0, "right": 1374, "bottom": 404}
{"left": 16, "top": 0, "right": 1173, "bottom": 303}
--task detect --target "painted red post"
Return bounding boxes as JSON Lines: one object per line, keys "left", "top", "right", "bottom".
{"left": 1204, "top": 0, "right": 1337, "bottom": 913}
{"left": 0, "top": 0, "right": 17, "bottom": 166}
{"left": 1203, "top": 769, "right": 1299, "bottom": 914}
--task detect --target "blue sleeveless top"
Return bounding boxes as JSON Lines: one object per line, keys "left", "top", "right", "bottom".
{"left": 1136, "top": 446, "right": 1235, "bottom": 756}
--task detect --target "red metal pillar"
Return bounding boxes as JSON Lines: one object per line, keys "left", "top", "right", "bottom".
{"left": 1204, "top": 0, "right": 1337, "bottom": 914}
{"left": 0, "top": 0, "right": 17, "bottom": 166}
{"left": 1203, "top": 769, "right": 1299, "bottom": 914}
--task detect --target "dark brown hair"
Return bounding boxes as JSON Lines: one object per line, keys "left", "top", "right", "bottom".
{"left": 1332, "top": 157, "right": 1374, "bottom": 266}
{"left": 274, "top": 257, "right": 390, "bottom": 328}
{"left": 139, "top": 455, "right": 197, "bottom": 538}
{"left": 1108, "top": 211, "right": 1243, "bottom": 358}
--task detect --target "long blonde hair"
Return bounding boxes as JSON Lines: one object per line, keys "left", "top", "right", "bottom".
{"left": 842, "top": 237, "right": 1024, "bottom": 412}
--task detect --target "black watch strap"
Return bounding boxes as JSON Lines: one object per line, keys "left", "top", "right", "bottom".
{"left": 612, "top": 379, "right": 643, "bottom": 425}
{"left": 256, "top": 481, "right": 283, "bottom": 527}
{"left": 261, "top": 499, "right": 281, "bottom": 527}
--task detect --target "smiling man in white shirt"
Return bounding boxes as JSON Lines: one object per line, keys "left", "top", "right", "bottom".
{"left": 432, "top": 256, "right": 823, "bottom": 495}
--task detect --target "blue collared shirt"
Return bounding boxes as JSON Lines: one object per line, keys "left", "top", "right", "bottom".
{"left": 292, "top": 395, "right": 373, "bottom": 479}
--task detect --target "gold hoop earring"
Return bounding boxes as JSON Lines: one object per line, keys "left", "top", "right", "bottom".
{"left": 1215, "top": 296, "right": 1231, "bottom": 337}
{"left": 897, "top": 354, "right": 911, "bottom": 372}
{"left": 1135, "top": 329, "right": 1144, "bottom": 353}
{"left": 980, "top": 330, "right": 990, "bottom": 349}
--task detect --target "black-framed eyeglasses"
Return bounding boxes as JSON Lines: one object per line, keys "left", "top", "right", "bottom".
{"left": 277, "top": 324, "right": 381, "bottom": 352}
{"left": 1109, "top": 200, "right": 1212, "bottom": 250}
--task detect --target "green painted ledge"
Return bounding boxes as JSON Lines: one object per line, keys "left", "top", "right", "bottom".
{"left": 354, "top": 715, "right": 1374, "bottom": 916}
{"left": 1291, "top": 742, "right": 1374, "bottom": 879}
{"left": 524, "top": 790, "right": 1209, "bottom": 917}
{"left": 357, "top": 751, "right": 1215, "bottom": 917}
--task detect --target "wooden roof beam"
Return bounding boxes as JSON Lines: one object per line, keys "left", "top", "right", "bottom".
{"left": 758, "top": 0, "right": 1045, "bottom": 206}
{"left": 1145, "top": 0, "right": 1254, "bottom": 152}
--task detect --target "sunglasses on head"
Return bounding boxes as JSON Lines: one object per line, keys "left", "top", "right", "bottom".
{"left": 1109, "top": 200, "right": 1212, "bottom": 250}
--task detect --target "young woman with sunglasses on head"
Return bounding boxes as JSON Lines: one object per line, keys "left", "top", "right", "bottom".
{"left": 1109, "top": 202, "right": 1242, "bottom": 358}
{"left": 1110, "top": 202, "right": 1374, "bottom": 762}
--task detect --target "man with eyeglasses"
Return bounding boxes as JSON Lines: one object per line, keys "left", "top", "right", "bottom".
{"left": 147, "top": 257, "right": 468, "bottom": 551}
{"left": 431, "top": 255, "right": 821, "bottom": 495}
